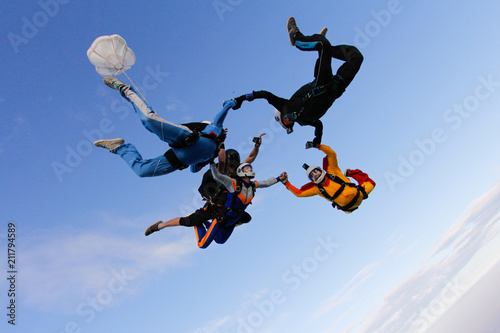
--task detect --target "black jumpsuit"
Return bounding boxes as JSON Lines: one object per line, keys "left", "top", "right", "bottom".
{"left": 251, "top": 32, "right": 363, "bottom": 144}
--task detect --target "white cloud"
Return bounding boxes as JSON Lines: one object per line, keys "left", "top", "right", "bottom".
{"left": 194, "top": 290, "right": 269, "bottom": 333}
{"left": 194, "top": 315, "right": 232, "bottom": 333}
{"left": 312, "top": 261, "right": 380, "bottom": 321}
{"left": 425, "top": 260, "right": 500, "bottom": 333}
{"left": 351, "top": 181, "right": 500, "bottom": 333}
{"left": 21, "top": 229, "right": 197, "bottom": 313}
{"left": 322, "top": 298, "right": 365, "bottom": 333}
{"left": 194, "top": 288, "right": 293, "bottom": 333}
{"left": 432, "top": 182, "right": 500, "bottom": 255}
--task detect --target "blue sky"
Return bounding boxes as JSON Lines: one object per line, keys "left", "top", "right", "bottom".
{"left": 1, "top": 0, "right": 500, "bottom": 332}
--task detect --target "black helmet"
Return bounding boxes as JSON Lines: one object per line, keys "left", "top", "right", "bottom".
{"left": 225, "top": 149, "right": 241, "bottom": 175}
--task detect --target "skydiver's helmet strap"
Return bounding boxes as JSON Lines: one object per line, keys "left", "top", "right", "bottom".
{"left": 236, "top": 163, "right": 255, "bottom": 179}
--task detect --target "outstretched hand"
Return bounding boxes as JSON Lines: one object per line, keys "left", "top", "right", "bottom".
{"left": 305, "top": 141, "right": 318, "bottom": 149}
{"left": 253, "top": 133, "right": 266, "bottom": 147}
{"left": 279, "top": 172, "right": 288, "bottom": 184}
{"left": 232, "top": 95, "right": 246, "bottom": 110}
{"left": 224, "top": 99, "right": 237, "bottom": 109}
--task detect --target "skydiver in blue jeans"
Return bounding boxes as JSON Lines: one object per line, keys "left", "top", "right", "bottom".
{"left": 94, "top": 77, "right": 236, "bottom": 177}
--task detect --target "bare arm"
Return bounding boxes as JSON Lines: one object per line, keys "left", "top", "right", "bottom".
{"left": 244, "top": 133, "right": 266, "bottom": 164}
{"left": 218, "top": 141, "right": 226, "bottom": 173}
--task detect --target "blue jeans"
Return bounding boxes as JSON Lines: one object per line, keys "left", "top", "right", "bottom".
{"left": 114, "top": 143, "right": 175, "bottom": 177}
{"left": 113, "top": 86, "right": 234, "bottom": 177}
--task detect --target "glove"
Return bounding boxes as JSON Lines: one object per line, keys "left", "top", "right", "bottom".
{"left": 224, "top": 99, "right": 237, "bottom": 109}
{"left": 217, "top": 129, "right": 227, "bottom": 145}
{"left": 232, "top": 96, "right": 246, "bottom": 110}
{"left": 305, "top": 141, "right": 318, "bottom": 149}
{"left": 279, "top": 172, "right": 288, "bottom": 184}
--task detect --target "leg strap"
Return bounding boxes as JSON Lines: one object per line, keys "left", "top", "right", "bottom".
{"left": 164, "top": 149, "right": 188, "bottom": 170}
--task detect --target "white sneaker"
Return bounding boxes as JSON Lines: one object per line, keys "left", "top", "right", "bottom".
{"left": 94, "top": 138, "right": 125, "bottom": 152}
{"left": 103, "top": 77, "right": 129, "bottom": 92}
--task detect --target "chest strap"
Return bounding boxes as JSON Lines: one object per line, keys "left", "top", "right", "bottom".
{"left": 229, "top": 179, "right": 256, "bottom": 211}
{"left": 213, "top": 180, "right": 255, "bottom": 229}
{"left": 316, "top": 174, "right": 368, "bottom": 212}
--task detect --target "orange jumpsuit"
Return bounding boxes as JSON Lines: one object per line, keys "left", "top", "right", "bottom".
{"left": 283, "top": 144, "right": 375, "bottom": 212}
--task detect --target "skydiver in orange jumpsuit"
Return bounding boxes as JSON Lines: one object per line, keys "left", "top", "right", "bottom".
{"left": 280, "top": 143, "right": 375, "bottom": 213}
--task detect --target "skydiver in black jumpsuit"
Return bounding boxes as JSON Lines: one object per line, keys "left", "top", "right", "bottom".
{"left": 234, "top": 17, "right": 364, "bottom": 146}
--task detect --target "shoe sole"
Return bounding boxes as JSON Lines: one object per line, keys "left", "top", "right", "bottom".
{"left": 94, "top": 139, "right": 124, "bottom": 151}
{"left": 287, "top": 17, "right": 297, "bottom": 46}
